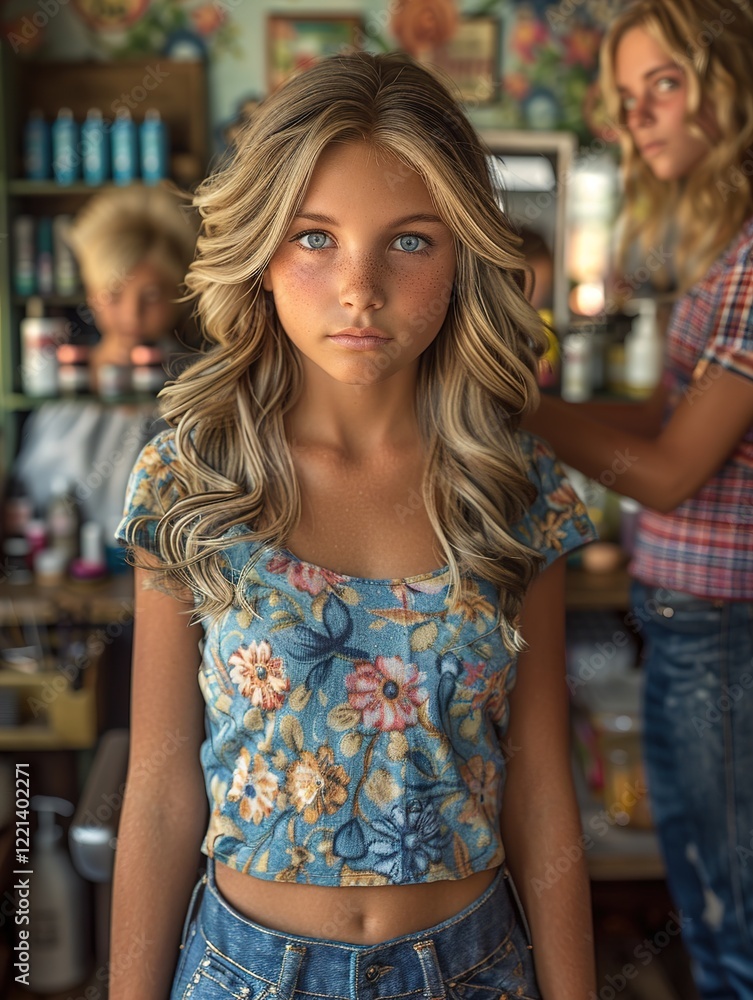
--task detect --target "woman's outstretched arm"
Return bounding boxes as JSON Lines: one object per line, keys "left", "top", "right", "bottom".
{"left": 108, "top": 557, "right": 207, "bottom": 1000}
{"left": 523, "top": 366, "right": 753, "bottom": 511}
{"left": 500, "top": 556, "right": 596, "bottom": 1000}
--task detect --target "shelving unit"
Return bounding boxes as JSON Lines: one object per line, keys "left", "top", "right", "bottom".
{"left": 0, "top": 46, "right": 209, "bottom": 480}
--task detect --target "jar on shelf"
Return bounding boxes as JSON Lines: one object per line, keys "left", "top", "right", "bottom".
{"left": 57, "top": 344, "right": 92, "bottom": 396}
{"left": 3, "top": 536, "right": 33, "bottom": 585}
{"left": 34, "top": 547, "right": 67, "bottom": 587}
{"left": 130, "top": 344, "right": 166, "bottom": 393}
{"left": 96, "top": 363, "right": 131, "bottom": 401}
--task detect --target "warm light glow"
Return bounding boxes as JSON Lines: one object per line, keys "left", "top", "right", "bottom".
{"left": 570, "top": 282, "right": 605, "bottom": 316}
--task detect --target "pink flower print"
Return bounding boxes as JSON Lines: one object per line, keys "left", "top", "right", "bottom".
{"left": 266, "top": 554, "right": 293, "bottom": 575}
{"left": 289, "top": 561, "right": 346, "bottom": 595}
{"left": 227, "top": 749, "right": 279, "bottom": 824}
{"left": 266, "top": 553, "right": 346, "bottom": 595}
{"left": 346, "top": 656, "right": 428, "bottom": 731}
{"left": 228, "top": 641, "right": 290, "bottom": 710}
{"left": 462, "top": 661, "right": 486, "bottom": 687}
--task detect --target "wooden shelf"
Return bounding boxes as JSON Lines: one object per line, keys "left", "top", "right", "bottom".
{"left": 565, "top": 565, "right": 631, "bottom": 611}
{"left": 8, "top": 180, "right": 123, "bottom": 196}
{"left": 0, "top": 725, "right": 94, "bottom": 751}
{"left": 0, "top": 391, "right": 160, "bottom": 410}
{"left": 12, "top": 293, "right": 85, "bottom": 307}
{"left": 0, "top": 573, "right": 134, "bottom": 624}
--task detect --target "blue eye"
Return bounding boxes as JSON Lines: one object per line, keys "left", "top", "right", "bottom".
{"left": 297, "top": 231, "right": 331, "bottom": 250}
{"left": 394, "top": 234, "right": 429, "bottom": 253}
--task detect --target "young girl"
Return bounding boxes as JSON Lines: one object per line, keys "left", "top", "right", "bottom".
{"left": 524, "top": 1, "right": 753, "bottom": 996}
{"left": 111, "top": 52, "right": 599, "bottom": 1000}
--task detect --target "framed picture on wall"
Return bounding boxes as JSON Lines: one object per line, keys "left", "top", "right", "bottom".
{"left": 431, "top": 16, "right": 500, "bottom": 104}
{"left": 267, "top": 15, "right": 364, "bottom": 92}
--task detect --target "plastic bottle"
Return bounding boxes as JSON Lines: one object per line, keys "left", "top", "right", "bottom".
{"left": 111, "top": 108, "right": 139, "bottom": 184}
{"left": 28, "top": 795, "right": 90, "bottom": 993}
{"left": 51, "top": 108, "right": 80, "bottom": 185}
{"left": 46, "top": 474, "right": 80, "bottom": 566}
{"left": 13, "top": 215, "right": 36, "bottom": 296}
{"left": 140, "top": 108, "right": 169, "bottom": 184}
{"left": 23, "top": 109, "right": 51, "bottom": 181}
{"left": 20, "top": 298, "right": 66, "bottom": 397}
{"left": 70, "top": 520, "right": 108, "bottom": 581}
{"left": 81, "top": 108, "right": 110, "bottom": 185}
{"left": 560, "top": 329, "right": 593, "bottom": 402}
{"left": 36, "top": 216, "right": 54, "bottom": 296}
{"left": 624, "top": 299, "right": 663, "bottom": 399}
{"left": 52, "top": 214, "right": 80, "bottom": 296}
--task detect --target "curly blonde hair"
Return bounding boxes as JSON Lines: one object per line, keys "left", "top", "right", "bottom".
{"left": 600, "top": 0, "right": 753, "bottom": 295}
{"left": 126, "top": 52, "right": 548, "bottom": 655}
{"left": 67, "top": 182, "right": 197, "bottom": 293}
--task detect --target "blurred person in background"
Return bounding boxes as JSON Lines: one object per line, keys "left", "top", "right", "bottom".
{"left": 12, "top": 183, "right": 197, "bottom": 557}
{"left": 523, "top": 1, "right": 753, "bottom": 996}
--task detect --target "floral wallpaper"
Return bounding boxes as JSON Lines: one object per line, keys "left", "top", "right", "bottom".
{"left": 376, "top": 0, "right": 622, "bottom": 142}
{"left": 1, "top": 0, "right": 624, "bottom": 145}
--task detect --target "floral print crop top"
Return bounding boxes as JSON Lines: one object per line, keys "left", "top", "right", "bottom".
{"left": 115, "top": 428, "right": 597, "bottom": 886}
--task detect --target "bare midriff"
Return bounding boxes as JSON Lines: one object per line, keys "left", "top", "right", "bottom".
{"left": 214, "top": 861, "right": 500, "bottom": 944}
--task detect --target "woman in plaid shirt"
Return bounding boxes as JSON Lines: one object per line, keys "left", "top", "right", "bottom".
{"left": 525, "top": 0, "right": 753, "bottom": 996}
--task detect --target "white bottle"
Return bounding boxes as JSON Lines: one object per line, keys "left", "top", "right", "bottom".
{"left": 28, "top": 795, "right": 90, "bottom": 993}
{"left": 624, "top": 299, "right": 663, "bottom": 399}
{"left": 20, "top": 297, "right": 66, "bottom": 397}
{"left": 561, "top": 330, "right": 593, "bottom": 402}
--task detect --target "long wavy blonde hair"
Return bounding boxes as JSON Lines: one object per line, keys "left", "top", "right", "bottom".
{"left": 600, "top": 0, "right": 753, "bottom": 295}
{"left": 127, "top": 52, "right": 548, "bottom": 655}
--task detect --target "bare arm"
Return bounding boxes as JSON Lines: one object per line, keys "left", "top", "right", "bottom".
{"left": 561, "top": 378, "right": 669, "bottom": 438}
{"left": 108, "top": 555, "right": 207, "bottom": 1000}
{"left": 500, "top": 556, "right": 596, "bottom": 1000}
{"left": 524, "top": 366, "right": 753, "bottom": 512}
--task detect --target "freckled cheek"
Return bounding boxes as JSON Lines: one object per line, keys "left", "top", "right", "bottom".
{"left": 401, "top": 269, "right": 454, "bottom": 319}
{"left": 270, "top": 260, "right": 329, "bottom": 308}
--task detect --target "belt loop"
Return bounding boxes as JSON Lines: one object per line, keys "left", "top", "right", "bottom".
{"left": 413, "top": 940, "right": 446, "bottom": 1000}
{"left": 275, "top": 943, "right": 306, "bottom": 1000}
{"left": 179, "top": 865, "right": 208, "bottom": 950}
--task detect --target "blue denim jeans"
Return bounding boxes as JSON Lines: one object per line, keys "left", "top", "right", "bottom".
{"left": 169, "top": 856, "right": 541, "bottom": 1000}
{"left": 630, "top": 580, "right": 753, "bottom": 1000}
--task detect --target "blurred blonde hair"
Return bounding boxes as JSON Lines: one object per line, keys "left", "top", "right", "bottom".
{"left": 125, "top": 52, "right": 548, "bottom": 656}
{"left": 600, "top": 0, "right": 753, "bottom": 295}
{"left": 67, "top": 182, "right": 197, "bottom": 294}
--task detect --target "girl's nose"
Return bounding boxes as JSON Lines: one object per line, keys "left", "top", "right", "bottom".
{"left": 338, "top": 259, "right": 385, "bottom": 312}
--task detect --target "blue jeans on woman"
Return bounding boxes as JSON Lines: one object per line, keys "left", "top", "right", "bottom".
{"left": 169, "top": 855, "right": 541, "bottom": 1000}
{"left": 630, "top": 580, "right": 753, "bottom": 1000}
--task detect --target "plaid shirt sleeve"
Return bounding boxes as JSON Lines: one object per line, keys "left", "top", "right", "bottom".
{"left": 701, "top": 248, "right": 753, "bottom": 383}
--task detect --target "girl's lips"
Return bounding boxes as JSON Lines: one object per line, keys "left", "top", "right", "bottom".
{"left": 328, "top": 334, "right": 390, "bottom": 350}
{"left": 328, "top": 327, "right": 391, "bottom": 350}
{"left": 641, "top": 141, "right": 665, "bottom": 156}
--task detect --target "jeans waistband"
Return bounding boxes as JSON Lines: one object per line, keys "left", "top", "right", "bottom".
{"left": 198, "top": 856, "right": 517, "bottom": 998}
{"left": 630, "top": 581, "right": 735, "bottom": 609}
